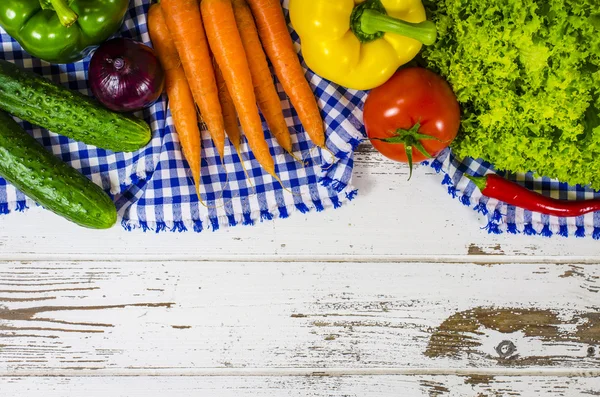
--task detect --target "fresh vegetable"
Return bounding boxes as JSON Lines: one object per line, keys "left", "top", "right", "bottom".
{"left": 0, "top": 0, "right": 129, "bottom": 64}
{"left": 148, "top": 4, "right": 202, "bottom": 196}
{"left": 364, "top": 67, "right": 460, "bottom": 178}
{"left": 247, "top": 0, "right": 326, "bottom": 149}
{"left": 214, "top": 61, "right": 243, "bottom": 162}
{"left": 0, "top": 59, "right": 151, "bottom": 152}
{"left": 0, "top": 110, "right": 117, "bottom": 229}
{"left": 232, "top": 0, "right": 292, "bottom": 154}
{"left": 202, "top": 0, "right": 276, "bottom": 178}
{"left": 421, "top": 0, "right": 600, "bottom": 189}
{"left": 290, "top": 0, "right": 437, "bottom": 90}
{"left": 466, "top": 174, "right": 600, "bottom": 218}
{"left": 89, "top": 38, "right": 165, "bottom": 113}
{"left": 161, "top": 0, "right": 226, "bottom": 160}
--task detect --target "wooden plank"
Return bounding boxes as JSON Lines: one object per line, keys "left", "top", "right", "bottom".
{"left": 2, "top": 375, "right": 599, "bottom": 396}
{"left": 1, "top": 150, "right": 598, "bottom": 260}
{"left": 0, "top": 261, "right": 598, "bottom": 373}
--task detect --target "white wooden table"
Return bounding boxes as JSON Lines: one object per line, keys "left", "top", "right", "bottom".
{"left": 1, "top": 144, "right": 599, "bottom": 396}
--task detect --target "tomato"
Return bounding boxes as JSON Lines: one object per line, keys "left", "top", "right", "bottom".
{"left": 363, "top": 67, "right": 460, "bottom": 176}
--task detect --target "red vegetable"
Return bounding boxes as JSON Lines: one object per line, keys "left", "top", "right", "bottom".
{"left": 363, "top": 67, "right": 460, "bottom": 178}
{"left": 467, "top": 174, "right": 600, "bottom": 217}
{"left": 89, "top": 38, "right": 165, "bottom": 113}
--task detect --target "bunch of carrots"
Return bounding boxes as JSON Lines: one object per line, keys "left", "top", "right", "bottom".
{"left": 148, "top": 0, "right": 327, "bottom": 198}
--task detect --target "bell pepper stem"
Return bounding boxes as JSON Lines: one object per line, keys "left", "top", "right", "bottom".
{"left": 361, "top": 9, "right": 437, "bottom": 46}
{"left": 464, "top": 174, "right": 488, "bottom": 191}
{"left": 49, "top": 0, "right": 78, "bottom": 28}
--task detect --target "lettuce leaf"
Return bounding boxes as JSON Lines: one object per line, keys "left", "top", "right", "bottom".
{"left": 421, "top": 0, "right": 600, "bottom": 188}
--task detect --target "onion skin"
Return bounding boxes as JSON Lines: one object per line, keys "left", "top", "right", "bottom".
{"left": 89, "top": 38, "right": 165, "bottom": 113}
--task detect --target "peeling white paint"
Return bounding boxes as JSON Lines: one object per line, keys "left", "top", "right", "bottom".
{"left": 0, "top": 152, "right": 599, "bottom": 396}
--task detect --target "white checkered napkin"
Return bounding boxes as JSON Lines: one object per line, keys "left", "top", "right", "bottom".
{"left": 429, "top": 148, "right": 600, "bottom": 239}
{"left": 0, "top": 0, "right": 365, "bottom": 232}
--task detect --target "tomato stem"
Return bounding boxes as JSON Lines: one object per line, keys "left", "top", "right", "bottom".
{"left": 405, "top": 144, "right": 414, "bottom": 180}
{"left": 370, "top": 122, "right": 443, "bottom": 180}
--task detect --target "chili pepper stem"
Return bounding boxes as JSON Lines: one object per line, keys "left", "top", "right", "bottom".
{"left": 49, "top": 0, "right": 79, "bottom": 28}
{"left": 463, "top": 174, "right": 488, "bottom": 191}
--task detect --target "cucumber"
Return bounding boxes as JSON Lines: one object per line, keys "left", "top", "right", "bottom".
{"left": 0, "top": 110, "right": 117, "bottom": 229}
{"left": 0, "top": 59, "right": 151, "bottom": 152}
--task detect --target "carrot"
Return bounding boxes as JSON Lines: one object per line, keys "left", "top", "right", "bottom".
{"left": 201, "top": 0, "right": 276, "bottom": 178}
{"left": 246, "top": 0, "right": 325, "bottom": 149}
{"left": 214, "top": 61, "right": 255, "bottom": 186}
{"left": 160, "top": 0, "right": 226, "bottom": 159}
{"left": 231, "top": 0, "right": 292, "bottom": 154}
{"left": 148, "top": 4, "right": 202, "bottom": 196}
{"left": 214, "top": 61, "right": 243, "bottom": 157}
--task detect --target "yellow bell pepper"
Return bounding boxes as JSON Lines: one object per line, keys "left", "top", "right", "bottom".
{"left": 289, "top": 0, "right": 437, "bottom": 90}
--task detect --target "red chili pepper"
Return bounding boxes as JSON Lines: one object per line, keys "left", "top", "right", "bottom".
{"left": 466, "top": 174, "right": 600, "bottom": 217}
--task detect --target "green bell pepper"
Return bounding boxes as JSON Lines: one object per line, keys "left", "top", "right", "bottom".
{"left": 0, "top": 0, "right": 130, "bottom": 64}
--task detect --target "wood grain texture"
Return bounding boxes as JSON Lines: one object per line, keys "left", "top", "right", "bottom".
{"left": 2, "top": 375, "right": 599, "bottom": 396}
{"left": 0, "top": 261, "right": 598, "bottom": 374}
{"left": 1, "top": 147, "right": 600, "bottom": 395}
{"left": 0, "top": 148, "right": 599, "bottom": 261}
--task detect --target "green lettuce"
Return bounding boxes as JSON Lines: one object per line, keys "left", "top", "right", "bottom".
{"left": 420, "top": 0, "right": 600, "bottom": 188}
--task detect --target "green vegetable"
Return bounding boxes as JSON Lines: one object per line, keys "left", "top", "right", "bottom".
{"left": 0, "top": 0, "right": 130, "bottom": 64}
{"left": 0, "top": 110, "right": 117, "bottom": 229}
{"left": 421, "top": 0, "right": 600, "bottom": 188}
{"left": 0, "top": 59, "right": 151, "bottom": 152}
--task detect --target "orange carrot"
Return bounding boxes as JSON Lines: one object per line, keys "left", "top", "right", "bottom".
{"left": 214, "top": 61, "right": 242, "bottom": 156}
{"left": 246, "top": 0, "right": 325, "bottom": 148}
{"left": 201, "top": 0, "right": 276, "bottom": 178}
{"left": 231, "top": 0, "right": 292, "bottom": 154}
{"left": 148, "top": 4, "right": 202, "bottom": 196}
{"left": 160, "top": 0, "right": 226, "bottom": 159}
{"left": 215, "top": 61, "right": 254, "bottom": 185}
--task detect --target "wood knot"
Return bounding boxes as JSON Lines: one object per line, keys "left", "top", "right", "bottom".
{"left": 587, "top": 346, "right": 596, "bottom": 357}
{"left": 495, "top": 340, "right": 517, "bottom": 358}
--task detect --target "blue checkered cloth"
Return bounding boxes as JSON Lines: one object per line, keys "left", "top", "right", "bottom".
{"left": 431, "top": 149, "right": 600, "bottom": 239}
{"left": 0, "top": 0, "right": 364, "bottom": 232}
{"left": 2, "top": 1, "right": 596, "bottom": 238}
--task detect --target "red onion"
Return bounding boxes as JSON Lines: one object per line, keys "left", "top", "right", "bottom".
{"left": 89, "top": 38, "right": 165, "bottom": 113}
